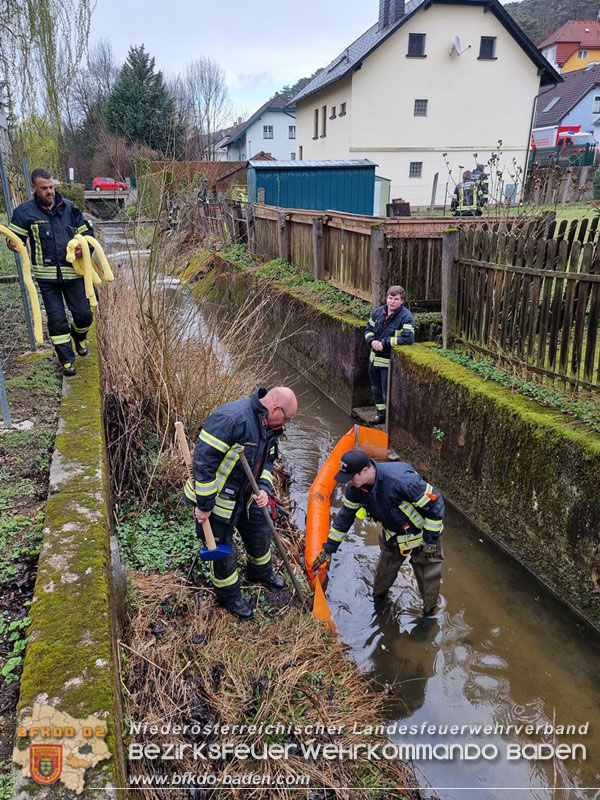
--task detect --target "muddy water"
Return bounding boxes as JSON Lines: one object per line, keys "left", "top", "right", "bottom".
{"left": 101, "top": 229, "right": 600, "bottom": 799}
{"left": 269, "top": 359, "right": 600, "bottom": 800}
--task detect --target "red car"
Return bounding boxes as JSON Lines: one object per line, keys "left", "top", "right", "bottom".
{"left": 92, "top": 177, "right": 127, "bottom": 192}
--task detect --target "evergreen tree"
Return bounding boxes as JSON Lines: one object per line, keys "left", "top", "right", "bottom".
{"left": 504, "top": 0, "right": 600, "bottom": 45}
{"left": 105, "top": 45, "right": 177, "bottom": 153}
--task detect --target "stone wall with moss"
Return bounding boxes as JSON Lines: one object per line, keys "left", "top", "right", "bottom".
{"left": 199, "top": 260, "right": 373, "bottom": 413}
{"left": 388, "top": 343, "right": 600, "bottom": 630}
{"left": 12, "top": 325, "right": 126, "bottom": 797}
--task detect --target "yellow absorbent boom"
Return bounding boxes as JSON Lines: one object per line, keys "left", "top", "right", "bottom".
{"left": 66, "top": 234, "right": 114, "bottom": 308}
{"left": 0, "top": 224, "right": 43, "bottom": 344}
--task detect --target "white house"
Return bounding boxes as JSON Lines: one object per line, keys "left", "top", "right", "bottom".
{"left": 223, "top": 94, "right": 297, "bottom": 162}
{"left": 293, "top": 0, "right": 560, "bottom": 208}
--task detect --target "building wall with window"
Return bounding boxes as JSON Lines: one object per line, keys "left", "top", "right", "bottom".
{"left": 295, "top": 76, "right": 352, "bottom": 160}
{"left": 560, "top": 49, "right": 600, "bottom": 75}
{"left": 296, "top": 4, "right": 543, "bottom": 207}
{"left": 561, "top": 87, "right": 600, "bottom": 143}
{"left": 226, "top": 109, "right": 296, "bottom": 161}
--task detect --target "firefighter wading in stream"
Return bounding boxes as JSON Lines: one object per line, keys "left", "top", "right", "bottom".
{"left": 184, "top": 387, "right": 298, "bottom": 620}
{"left": 6, "top": 169, "right": 94, "bottom": 376}
{"left": 312, "top": 450, "right": 445, "bottom": 615}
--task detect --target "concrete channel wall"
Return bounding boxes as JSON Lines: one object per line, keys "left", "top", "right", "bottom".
{"left": 388, "top": 344, "right": 600, "bottom": 631}
{"left": 202, "top": 258, "right": 441, "bottom": 413}
{"left": 206, "top": 260, "right": 372, "bottom": 413}
{"left": 12, "top": 326, "right": 126, "bottom": 798}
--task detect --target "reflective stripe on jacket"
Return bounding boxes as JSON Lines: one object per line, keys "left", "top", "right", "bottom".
{"left": 9, "top": 192, "right": 94, "bottom": 281}
{"left": 324, "top": 461, "right": 444, "bottom": 555}
{"left": 452, "top": 180, "right": 482, "bottom": 213}
{"left": 183, "top": 388, "right": 281, "bottom": 521}
{"left": 365, "top": 304, "right": 415, "bottom": 368}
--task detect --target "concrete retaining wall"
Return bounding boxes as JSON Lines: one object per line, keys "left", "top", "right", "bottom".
{"left": 388, "top": 343, "right": 600, "bottom": 630}
{"left": 205, "top": 261, "right": 372, "bottom": 413}
{"left": 12, "top": 325, "right": 126, "bottom": 797}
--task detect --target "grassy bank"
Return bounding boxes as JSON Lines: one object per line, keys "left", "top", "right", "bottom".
{"left": 436, "top": 347, "right": 600, "bottom": 434}
{"left": 0, "top": 350, "right": 61, "bottom": 772}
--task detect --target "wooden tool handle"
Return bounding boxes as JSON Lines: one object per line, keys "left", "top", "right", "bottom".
{"left": 175, "top": 422, "right": 218, "bottom": 552}
{"left": 202, "top": 519, "right": 217, "bottom": 550}
{"left": 175, "top": 421, "right": 194, "bottom": 479}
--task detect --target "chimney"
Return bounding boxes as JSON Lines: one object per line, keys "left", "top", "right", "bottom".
{"left": 379, "top": 0, "right": 405, "bottom": 29}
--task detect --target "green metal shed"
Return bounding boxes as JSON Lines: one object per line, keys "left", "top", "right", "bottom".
{"left": 247, "top": 159, "right": 377, "bottom": 215}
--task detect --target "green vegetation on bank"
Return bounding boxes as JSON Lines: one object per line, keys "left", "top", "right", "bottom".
{"left": 436, "top": 347, "right": 600, "bottom": 434}
{"left": 223, "top": 244, "right": 373, "bottom": 321}
{"left": 220, "top": 244, "right": 443, "bottom": 333}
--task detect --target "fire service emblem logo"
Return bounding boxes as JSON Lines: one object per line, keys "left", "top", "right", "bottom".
{"left": 30, "top": 744, "right": 62, "bottom": 785}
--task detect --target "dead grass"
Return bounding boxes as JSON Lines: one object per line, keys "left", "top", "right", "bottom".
{"left": 122, "top": 568, "right": 422, "bottom": 800}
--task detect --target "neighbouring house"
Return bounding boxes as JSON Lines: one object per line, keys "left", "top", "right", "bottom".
{"left": 539, "top": 19, "right": 600, "bottom": 75}
{"left": 293, "top": 0, "right": 559, "bottom": 208}
{"left": 534, "top": 63, "right": 600, "bottom": 144}
{"left": 223, "top": 94, "right": 297, "bottom": 162}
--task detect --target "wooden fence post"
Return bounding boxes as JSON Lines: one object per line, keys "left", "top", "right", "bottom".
{"left": 312, "top": 217, "right": 327, "bottom": 280}
{"left": 370, "top": 224, "right": 387, "bottom": 307}
{"left": 244, "top": 205, "right": 255, "bottom": 253}
{"left": 441, "top": 229, "right": 460, "bottom": 350}
{"left": 277, "top": 211, "right": 291, "bottom": 262}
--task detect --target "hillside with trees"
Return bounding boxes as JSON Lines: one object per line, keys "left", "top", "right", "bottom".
{"left": 504, "top": 0, "right": 600, "bottom": 44}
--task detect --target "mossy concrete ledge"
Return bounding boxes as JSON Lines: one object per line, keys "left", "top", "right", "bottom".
{"left": 388, "top": 343, "right": 600, "bottom": 630}
{"left": 12, "top": 324, "right": 126, "bottom": 797}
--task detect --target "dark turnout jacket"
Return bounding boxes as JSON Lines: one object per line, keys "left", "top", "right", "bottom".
{"left": 365, "top": 305, "right": 415, "bottom": 368}
{"left": 324, "top": 461, "right": 445, "bottom": 554}
{"left": 183, "top": 389, "right": 281, "bottom": 522}
{"left": 9, "top": 192, "right": 93, "bottom": 281}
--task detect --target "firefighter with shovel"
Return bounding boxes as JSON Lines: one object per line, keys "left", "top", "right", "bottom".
{"left": 182, "top": 387, "right": 298, "bottom": 619}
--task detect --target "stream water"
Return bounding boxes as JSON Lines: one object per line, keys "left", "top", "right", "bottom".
{"left": 103, "top": 225, "right": 600, "bottom": 800}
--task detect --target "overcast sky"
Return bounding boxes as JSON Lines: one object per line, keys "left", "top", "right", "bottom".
{"left": 90, "top": 0, "right": 374, "bottom": 114}
{"left": 90, "top": 0, "right": 519, "bottom": 117}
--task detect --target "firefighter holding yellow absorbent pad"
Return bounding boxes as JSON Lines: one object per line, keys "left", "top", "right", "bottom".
{"left": 6, "top": 169, "right": 94, "bottom": 376}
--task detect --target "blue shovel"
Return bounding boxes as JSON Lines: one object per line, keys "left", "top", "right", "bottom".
{"left": 175, "top": 422, "right": 233, "bottom": 562}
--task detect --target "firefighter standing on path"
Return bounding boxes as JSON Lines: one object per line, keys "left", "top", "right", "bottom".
{"left": 451, "top": 170, "right": 483, "bottom": 217}
{"left": 6, "top": 169, "right": 94, "bottom": 376}
{"left": 312, "top": 449, "right": 445, "bottom": 616}
{"left": 184, "top": 387, "right": 298, "bottom": 620}
{"left": 365, "top": 285, "right": 415, "bottom": 425}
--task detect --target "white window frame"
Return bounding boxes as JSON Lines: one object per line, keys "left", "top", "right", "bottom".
{"left": 579, "top": 50, "right": 588, "bottom": 59}
{"left": 288, "top": 125, "right": 296, "bottom": 139}
{"left": 263, "top": 125, "right": 273, "bottom": 139}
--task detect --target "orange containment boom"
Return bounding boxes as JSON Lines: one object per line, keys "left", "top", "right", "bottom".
{"left": 306, "top": 425, "right": 389, "bottom": 622}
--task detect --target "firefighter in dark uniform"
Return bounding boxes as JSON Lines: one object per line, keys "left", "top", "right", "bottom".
{"left": 451, "top": 170, "right": 483, "bottom": 217}
{"left": 184, "top": 386, "right": 298, "bottom": 619}
{"left": 312, "top": 449, "right": 445, "bottom": 616}
{"left": 7, "top": 169, "right": 94, "bottom": 376}
{"left": 472, "top": 163, "right": 489, "bottom": 210}
{"left": 365, "top": 285, "right": 415, "bottom": 424}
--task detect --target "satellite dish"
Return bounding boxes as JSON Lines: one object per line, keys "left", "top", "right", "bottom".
{"left": 450, "top": 35, "right": 471, "bottom": 56}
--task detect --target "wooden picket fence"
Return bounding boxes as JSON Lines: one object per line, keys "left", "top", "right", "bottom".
{"left": 450, "top": 228, "right": 600, "bottom": 389}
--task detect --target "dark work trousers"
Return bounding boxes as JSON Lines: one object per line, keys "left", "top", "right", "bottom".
{"left": 368, "top": 361, "right": 388, "bottom": 416}
{"left": 37, "top": 278, "right": 93, "bottom": 365}
{"left": 373, "top": 537, "right": 444, "bottom": 612}
{"left": 195, "top": 498, "right": 274, "bottom": 604}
